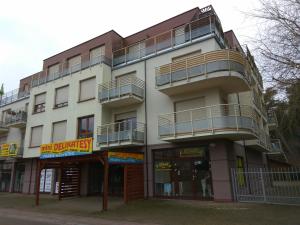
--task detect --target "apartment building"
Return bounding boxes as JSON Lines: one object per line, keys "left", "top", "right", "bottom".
{"left": 0, "top": 5, "right": 285, "bottom": 202}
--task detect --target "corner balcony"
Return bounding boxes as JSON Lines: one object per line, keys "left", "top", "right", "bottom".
{"left": 0, "top": 121, "right": 8, "bottom": 133}
{"left": 5, "top": 108, "right": 27, "bottom": 128}
{"left": 155, "top": 50, "right": 251, "bottom": 95}
{"left": 98, "top": 77, "right": 144, "bottom": 107}
{"left": 158, "top": 104, "right": 259, "bottom": 142}
{"left": 245, "top": 129, "right": 271, "bottom": 152}
{"left": 97, "top": 121, "right": 145, "bottom": 148}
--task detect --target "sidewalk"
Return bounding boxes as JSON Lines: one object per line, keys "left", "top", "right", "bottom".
{"left": 0, "top": 208, "right": 158, "bottom": 225}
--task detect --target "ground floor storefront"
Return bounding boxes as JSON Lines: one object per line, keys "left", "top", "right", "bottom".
{"left": 0, "top": 159, "right": 26, "bottom": 193}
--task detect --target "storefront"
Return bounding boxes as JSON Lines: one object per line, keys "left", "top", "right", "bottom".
{"left": 153, "top": 146, "right": 213, "bottom": 200}
{"left": 0, "top": 161, "right": 12, "bottom": 192}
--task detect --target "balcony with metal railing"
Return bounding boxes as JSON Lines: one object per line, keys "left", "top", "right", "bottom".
{"left": 0, "top": 88, "right": 30, "bottom": 107}
{"left": 98, "top": 76, "right": 144, "bottom": 107}
{"left": 270, "top": 139, "right": 283, "bottom": 153}
{"left": 155, "top": 50, "right": 252, "bottom": 95}
{"left": 0, "top": 121, "right": 8, "bottom": 133}
{"left": 31, "top": 55, "right": 111, "bottom": 88}
{"left": 267, "top": 111, "right": 278, "bottom": 130}
{"left": 97, "top": 121, "right": 145, "bottom": 148}
{"left": 5, "top": 107, "right": 27, "bottom": 128}
{"left": 245, "top": 129, "right": 271, "bottom": 152}
{"left": 158, "top": 104, "right": 259, "bottom": 142}
{"left": 112, "top": 6, "right": 225, "bottom": 67}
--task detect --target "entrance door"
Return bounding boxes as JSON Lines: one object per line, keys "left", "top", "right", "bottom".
{"left": 13, "top": 164, "right": 25, "bottom": 193}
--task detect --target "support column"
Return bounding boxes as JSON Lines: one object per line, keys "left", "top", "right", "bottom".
{"left": 9, "top": 161, "right": 16, "bottom": 193}
{"left": 102, "top": 153, "right": 109, "bottom": 211}
{"left": 209, "top": 141, "right": 233, "bottom": 202}
{"left": 35, "top": 160, "right": 41, "bottom": 206}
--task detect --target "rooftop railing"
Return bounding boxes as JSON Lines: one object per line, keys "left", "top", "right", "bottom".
{"left": 112, "top": 8, "right": 225, "bottom": 67}
{"left": 98, "top": 76, "right": 144, "bottom": 103}
{"left": 31, "top": 55, "right": 111, "bottom": 88}
{"left": 0, "top": 88, "right": 30, "bottom": 107}
{"left": 158, "top": 104, "right": 259, "bottom": 139}
{"left": 97, "top": 121, "right": 145, "bottom": 146}
{"left": 155, "top": 49, "right": 251, "bottom": 87}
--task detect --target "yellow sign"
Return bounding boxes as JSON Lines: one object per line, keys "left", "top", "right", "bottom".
{"left": 0, "top": 143, "right": 18, "bottom": 157}
{"left": 40, "top": 138, "right": 93, "bottom": 159}
{"left": 108, "top": 152, "right": 144, "bottom": 164}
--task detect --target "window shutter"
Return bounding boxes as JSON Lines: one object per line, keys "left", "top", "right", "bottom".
{"left": 90, "top": 46, "right": 105, "bottom": 60}
{"left": 35, "top": 93, "right": 46, "bottom": 105}
{"left": 55, "top": 86, "right": 69, "bottom": 105}
{"left": 115, "top": 111, "right": 137, "bottom": 121}
{"left": 68, "top": 55, "right": 81, "bottom": 70}
{"left": 52, "top": 121, "right": 67, "bottom": 142}
{"left": 30, "top": 126, "right": 43, "bottom": 147}
{"left": 79, "top": 77, "right": 96, "bottom": 101}
{"left": 175, "top": 97, "right": 205, "bottom": 122}
{"left": 48, "top": 64, "right": 59, "bottom": 76}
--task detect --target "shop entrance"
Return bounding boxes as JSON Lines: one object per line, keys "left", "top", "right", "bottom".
{"left": 13, "top": 163, "right": 25, "bottom": 193}
{"left": 0, "top": 162, "right": 12, "bottom": 192}
{"left": 154, "top": 147, "right": 213, "bottom": 199}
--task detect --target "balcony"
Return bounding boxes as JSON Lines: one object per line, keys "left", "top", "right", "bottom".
{"left": 270, "top": 139, "right": 283, "bottom": 154}
{"left": 98, "top": 77, "right": 144, "bottom": 107}
{"left": 113, "top": 6, "right": 225, "bottom": 67}
{"left": 158, "top": 104, "right": 259, "bottom": 142}
{"left": 267, "top": 111, "right": 278, "bottom": 130}
{"left": 31, "top": 55, "right": 111, "bottom": 88}
{"left": 0, "top": 121, "right": 8, "bottom": 133}
{"left": 5, "top": 108, "right": 27, "bottom": 128}
{"left": 0, "top": 88, "right": 30, "bottom": 107}
{"left": 97, "top": 121, "right": 145, "bottom": 148}
{"left": 155, "top": 50, "right": 251, "bottom": 95}
{"left": 245, "top": 129, "right": 271, "bottom": 152}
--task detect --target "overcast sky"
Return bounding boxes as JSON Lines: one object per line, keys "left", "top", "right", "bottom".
{"left": 0, "top": 0, "right": 260, "bottom": 91}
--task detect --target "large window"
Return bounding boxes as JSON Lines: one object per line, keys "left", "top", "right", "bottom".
{"left": 52, "top": 120, "right": 67, "bottom": 142}
{"left": 79, "top": 77, "right": 96, "bottom": 102}
{"left": 54, "top": 85, "right": 69, "bottom": 108}
{"left": 33, "top": 93, "right": 46, "bottom": 113}
{"left": 78, "top": 115, "right": 94, "bottom": 139}
{"left": 154, "top": 147, "right": 212, "bottom": 199}
{"left": 30, "top": 126, "right": 43, "bottom": 147}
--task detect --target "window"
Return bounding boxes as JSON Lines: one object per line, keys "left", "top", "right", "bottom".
{"left": 30, "top": 126, "right": 43, "bottom": 147}
{"left": 115, "top": 111, "right": 137, "bottom": 131}
{"left": 79, "top": 77, "right": 96, "bottom": 102}
{"left": 174, "top": 25, "right": 185, "bottom": 46}
{"left": 54, "top": 85, "right": 69, "bottom": 108}
{"left": 34, "top": 93, "right": 46, "bottom": 113}
{"left": 52, "top": 120, "right": 67, "bottom": 142}
{"left": 90, "top": 46, "right": 105, "bottom": 64}
{"left": 68, "top": 55, "right": 81, "bottom": 72}
{"left": 78, "top": 115, "right": 94, "bottom": 139}
{"left": 175, "top": 97, "right": 205, "bottom": 122}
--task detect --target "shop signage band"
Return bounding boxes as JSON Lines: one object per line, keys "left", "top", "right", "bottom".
{"left": 108, "top": 152, "right": 143, "bottom": 164}
{"left": 40, "top": 138, "right": 93, "bottom": 159}
{"left": 0, "top": 143, "right": 18, "bottom": 157}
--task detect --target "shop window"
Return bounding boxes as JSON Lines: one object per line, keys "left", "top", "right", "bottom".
{"left": 78, "top": 115, "right": 94, "bottom": 139}
{"left": 52, "top": 120, "right": 67, "bottom": 142}
{"left": 54, "top": 85, "right": 69, "bottom": 108}
{"left": 33, "top": 93, "right": 46, "bottom": 113}
{"left": 153, "top": 147, "right": 213, "bottom": 199}
{"left": 30, "top": 125, "right": 43, "bottom": 147}
{"left": 79, "top": 77, "right": 96, "bottom": 102}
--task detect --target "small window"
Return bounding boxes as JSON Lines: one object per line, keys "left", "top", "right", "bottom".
{"left": 30, "top": 125, "right": 43, "bottom": 147}
{"left": 78, "top": 115, "right": 94, "bottom": 139}
{"left": 79, "top": 77, "right": 96, "bottom": 102}
{"left": 52, "top": 120, "right": 67, "bottom": 142}
{"left": 54, "top": 85, "right": 69, "bottom": 108}
{"left": 34, "top": 93, "right": 46, "bottom": 113}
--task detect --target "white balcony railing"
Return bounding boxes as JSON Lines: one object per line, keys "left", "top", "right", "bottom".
{"left": 98, "top": 76, "right": 144, "bottom": 103}
{"left": 158, "top": 104, "right": 259, "bottom": 139}
{"left": 97, "top": 121, "right": 145, "bottom": 146}
{"left": 155, "top": 50, "right": 252, "bottom": 88}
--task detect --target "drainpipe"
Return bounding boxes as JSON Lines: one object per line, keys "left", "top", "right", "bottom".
{"left": 144, "top": 60, "right": 149, "bottom": 199}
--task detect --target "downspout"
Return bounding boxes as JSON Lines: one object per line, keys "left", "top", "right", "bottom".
{"left": 144, "top": 60, "right": 149, "bottom": 199}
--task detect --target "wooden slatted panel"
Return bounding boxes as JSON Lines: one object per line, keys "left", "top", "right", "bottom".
{"left": 60, "top": 166, "right": 81, "bottom": 199}
{"left": 158, "top": 64, "right": 171, "bottom": 75}
{"left": 205, "top": 51, "right": 227, "bottom": 62}
{"left": 229, "top": 51, "right": 245, "bottom": 64}
{"left": 171, "top": 60, "right": 186, "bottom": 72}
{"left": 124, "top": 164, "right": 144, "bottom": 203}
{"left": 187, "top": 54, "right": 205, "bottom": 67}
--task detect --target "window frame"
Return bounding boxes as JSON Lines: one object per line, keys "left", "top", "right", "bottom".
{"left": 33, "top": 92, "right": 46, "bottom": 114}
{"left": 51, "top": 120, "right": 67, "bottom": 143}
{"left": 78, "top": 77, "right": 96, "bottom": 103}
{"left": 77, "top": 115, "right": 94, "bottom": 139}
{"left": 30, "top": 125, "right": 43, "bottom": 148}
{"left": 54, "top": 85, "right": 69, "bottom": 109}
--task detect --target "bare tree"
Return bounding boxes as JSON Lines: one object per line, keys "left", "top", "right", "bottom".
{"left": 250, "top": 0, "right": 300, "bottom": 85}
